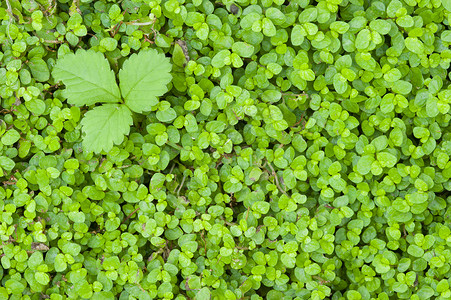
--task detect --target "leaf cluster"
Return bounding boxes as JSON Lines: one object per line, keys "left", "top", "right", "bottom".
{"left": 52, "top": 49, "right": 172, "bottom": 153}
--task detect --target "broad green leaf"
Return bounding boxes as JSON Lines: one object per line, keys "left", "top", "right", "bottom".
{"left": 407, "top": 245, "right": 424, "bottom": 257}
{"left": 0, "top": 156, "right": 15, "bottom": 171}
{"left": 252, "top": 201, "right": 270, "bottom": 214}
{"left": 232, "top": 42, "right": 255, "bottom": 58}
{"left": 5, "top": 279, "right": 25, "bottom": 294}
{"left": 392, "top": 80, "right": 412, "bottom": 95}
{"left": 291, "top": 25, "right": 305, "bottom": 46}
{"left": 156, "top": 108, "right": 177, "bottom": 123}
{"left": 369, "top": 19, "right": 391, "bottom": 35}
{"left": 397, "top": 15, "right": 414, "bottom": 28}
{"left": 172, "top": 43, "right": 187, "bottom": 67}
{"left": 265, "top": 7, "right": 285, "bottom": 25}
{"left": 262, "top": 18, "right": 276, "bottom": 37}
{"left": 28, "top": 252, "right": 43, "bottom": 270}
{"left": 52, "top": 50, "right": 121, "bottom": 106}
{"left": 35, "top": 272, "right": 50, "bottom": 285}
{"left": 443, "top": 0, "right": 451, "bottom": 12}
{"left": 211, "top": 50, "right": 231, "bottom": 68}
{"left": 28, "top": 57, "right": 50, "bottom": 82}
{"left": 405, "top": 37, "right": 424, "bottom": 55}
{"left": 383, "top": 68, "right": 401, "bottom": 82}
{"left": 357, "top": 155, "right": 374, "bottom": 175}
{"left": 119, "top": 49, "right": 172, "bottom": 113}
{"left": 1, "top": 129, "right": 20, "bottom": 145}
{"left": 416, "top": 286, "right": 435, "bottom": 298}
{"left": 444, "top": 31, "right": 451, "bottom": 42}
{"left": 376, "top": 152, "right": 397, "bottom": 167}
{"left": 80, "top": 104, "right": 133, "bottom": 153}
{"left": 355, "top": 29, "right": 371, "bottom": 50}
{"left": 330, "top": 21, "right": 349, "bottom": 34}
{"left": 334, "top": 73, "right": 348, "bottom": 94}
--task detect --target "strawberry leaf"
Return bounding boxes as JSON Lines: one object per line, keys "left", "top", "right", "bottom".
{"left": 80, "top": 104, "right": 133, "bottom": 153}
{"left": 119, "top": 49, "right": 172, "bottom": 113}
{"left": 52, "top": 50, "right": 121, "bottom": 106}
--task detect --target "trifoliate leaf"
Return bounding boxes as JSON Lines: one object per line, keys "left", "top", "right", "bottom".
{"left": 119, "top": 49, "right": 172, "bottom": 113}
{"left": 80, "top": 104, "right": 133, "bottom": 153}
{"left": 52, "top": 50, "right": 121, "bottom": 106}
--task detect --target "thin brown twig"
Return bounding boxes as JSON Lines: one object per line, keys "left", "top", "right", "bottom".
{"left": 245, "top": 206, "right": 250, "bottom": 220}
{"left": 120, "top": 207, "right": 140, "bottom": 225}
{"left": 291, "top": 110, "right": 306, "bottom": 127}
{"left": 110, "top": 10, "right": 127, "bottom": 37}
{"left": 5, "top": 0, "right": 16, "bottom": 42}
{"left": 266, "top": 160, "right": 289, "bottom": 197}
{"left": 43, "top": 39, "right": 64, "bottom": 44}
{"left": 176, "top": 175, "right": 186, "bottom": 196}
{"left": 200, "top": 230, "right": 207, "bottom": 254}
{"left": 5, "top": 0, "right": 16, "bottom": 21}
{"left": 281, "top": 92, "right": 308, "bottom": 98}
{"left": 126, "top": 20, "right": 154, "bottom": 26}
{"left": 168, "top": 163, "right": 175, "bottom": 176}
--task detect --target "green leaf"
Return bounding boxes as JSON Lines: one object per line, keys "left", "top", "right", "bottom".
{"left": 440, "top": 30, "right": 451, "bottom": 43}
{"left": 376, "top": 152, "right": 397, "bottom": 168}
{"left": 156, "top": 108, "right": 177, "bottom": 123}
{"left": 211, "top": 50, "right": 231, "bottom": 68}
{"left": 357, "top": 155, "right": 374, "bottom": 175}
{"left": 172, "top": 43, "right": 187, "bottom": 67}
{"left": 80, "top": 104, "right": 133, "bottom": 153}
{"left": 28, "top": 57, "right": 50, "bottom": 82}
{"left": 262, "top": 18, "right": 276, "bottom": 37}
{"left": 248, "top": 167, "right": 263, "bottom": 182}
{"left": 265, "top": 7, "right": 285, "bottom": 25}
{"left": 103, "top": 256, "right": 120, "bottom": 270}
{"left": 119, "top": 49, "right": 172, "bottom": 113}
{"left": 35, "top": 272, "right": 50, "bottom": 285}
{"left": 206, "top": 121, "right": 225, "bottom": 133}
{"left": 407, "top": 245, "right": 424, "bottom": 257}
{"left": 333, "top": 73, "right": 348, "bottom": 94}
{"left": 416, "top": 286, "right": 434, "bottom": 298}
{"left": 252, "top": 201, "right": 270, "bottom": 214}
{"left": 443, "top": 0, "right": 451, "bottom": 12}
{"left": 347, "top": 291, "right": 362, "bottom": 300}
{"left": 393, "top": 199, "right": 410, "bottom": 213}
{"left": 291, "top": 25, "right": 305, "bottom": 46}
{"left": 232, "top": 42, "right": 255, "bottom": 58}
{"left": 55, "top": 254, "right": 67, "bottom": 272}
{"left": 5, "top": 279, "right": 25, "bottom": 294}
{"left": 383, "top": 68, "right": 402, "bottom": 83}
{"left": 390, "top": 128, "right": 403, "bottom": 146}
{"left": 52, "top": 50, "right": 121, "bottom": 106}
{"left": 0, "top": 156, "right": 16, "bottom": 172}
{"left": 68, "top": 211, "right": 86, "bottom": 223}
{"left": 369, "top": 19, "right": 391, "bottom": 35}
{"left": 405, "top": 37, "right": 424, "bottom": 55}
{"left": 1, "top": 130, "right": 20, "bottom": 145}
{"left": 392, "top": 80, "right": 412, "bottom": 95}
{"left": 280, "top": 253, "right": 296, "bottom": 268}
{"left": 355, "top": 29, "right": 371, "bottom": 50}
{"left": 28, "top": 252, "right": 43, "bottom": 270}
{"left": 100, "top": 37, "right": 118, "bottom": 51}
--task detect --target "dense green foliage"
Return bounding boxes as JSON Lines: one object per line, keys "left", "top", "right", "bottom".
{"left": 2, "top": 0, "right": 451, "bottom": 299}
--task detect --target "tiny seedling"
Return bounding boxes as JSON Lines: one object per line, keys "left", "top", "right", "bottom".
{"left": 52, "top": 49, "right": 172, "bottom": 153}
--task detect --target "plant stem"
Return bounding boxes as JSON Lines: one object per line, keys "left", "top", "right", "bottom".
{"left": 121, "top": 207, "right": 140, "bottom": 225}
{"left": 266, "top": 160, "right": 289, "bottom": 197}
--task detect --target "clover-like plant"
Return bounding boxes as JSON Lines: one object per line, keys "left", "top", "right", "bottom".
{"left": 52, "top": 49, "right": 172, "bottom": 153}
